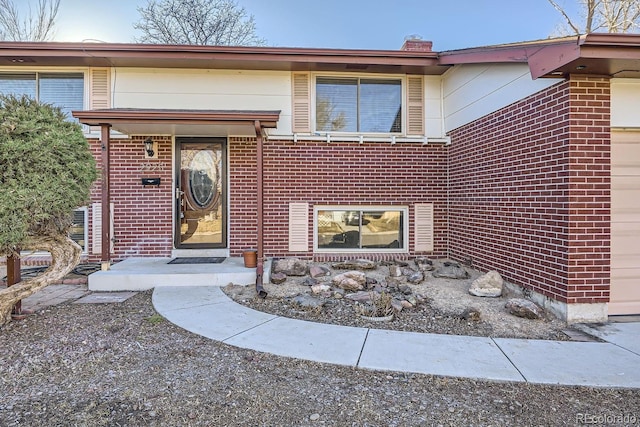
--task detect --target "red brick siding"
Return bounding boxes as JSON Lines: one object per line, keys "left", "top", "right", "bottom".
{"left": 88, "top": 135, "right": 173, "bottom": 261}
{"left": 230, "top": 137, "right": 449, "bottom": 260}
{"left": 448, "top": 77, "right": 610, "bottom": 304}
{"left": 566, "top": 76, "right": 611, "bottom": 304}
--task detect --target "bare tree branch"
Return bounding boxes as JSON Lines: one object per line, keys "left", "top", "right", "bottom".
{"left": 548, "top": 0, "right": 583, "bottom": 34}
{"left": 133, "top": 0, "right": 266, "bottom": 46}
{"left": 0, "top": 0, "right": 59, "bottom": 41}
{"left": 548, "top": 0, "right": 640, "bottom": 35}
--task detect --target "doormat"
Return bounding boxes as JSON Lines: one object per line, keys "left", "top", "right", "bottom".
{"left": 168, "top": 257, "right": 226, "bottom": 264}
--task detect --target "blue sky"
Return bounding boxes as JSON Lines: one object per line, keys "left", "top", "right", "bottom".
{"left": 53, "top": 0, "right": 580, "bottom": 51}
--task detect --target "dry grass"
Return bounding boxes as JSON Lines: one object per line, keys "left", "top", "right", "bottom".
{"left": 1, "top": 291, "right": 638, "bottom": 426}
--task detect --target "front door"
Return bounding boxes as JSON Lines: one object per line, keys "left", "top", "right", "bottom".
{"left": 175, "top": 137, "right": 226, "bottom": 248}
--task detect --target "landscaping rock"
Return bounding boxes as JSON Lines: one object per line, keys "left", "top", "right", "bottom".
{"left": 270, "top": 272, "right": 287, "bottom": 284}
{"left": 332, "top": 271, "right": 366, "bottom": 291}
{"left": 468, "top": 270, "right": 503, "bottom": 297}
{"left": 290, "top": 295, "right": 325, "bottom": 309}
{"left": 407, "top": 271, "right": 424, "bottom": 284}
{"left": 505, "top": 298, "right": 544, "bottom": 319}
{"left": 273, "top": 258, "right": 309, "bottom": 276}
{"left": 414, "top": 256, "right": 434, "bottom": 271}
{"left": 300, "top": 277, "right": 319, "bottom": 286}
{"left": 309, "top": 265, "right": 331, "bottom": 278}
{"left": 391, "top": 299, "right": 404, "bottom": 312}
{"left": 332, "top": 259, "right": 377, "bottom": 270}
{"left": 398, "top": 284, "right": 412, "bottom": 295}
{"left": 394, "top": 258, "right": 409, "bottom": 267}
{"left": 310, "top": 284, "right": 331, "bottom": 294}
{"left": 389, "top": 265, "right": 402, "bottom": 277}
{"left": 345, "top": 291, "right": 374, "bottom": 303}
{"left": 365, "top": 277, "right": 379, "bottom": 288}
{"left": 432, "top": 261, "right": 469, "bottom": 279}
{"left": 400, "top": 300, "right": 414, "bottom": 309}
{"left": 461, "top": 307, "right": 482, "bottom": 321}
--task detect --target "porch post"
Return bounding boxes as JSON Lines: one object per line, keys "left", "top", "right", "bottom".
{"left": 7, "top": 251, "right": 22, "bottom": 316}
{"left": 100, "top": 124, "right": 112, "bottom": 271}
{"left": 254, "top": 120, "right": 267, "bottom": 297}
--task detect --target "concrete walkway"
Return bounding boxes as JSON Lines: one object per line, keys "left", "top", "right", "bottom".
{"left": 153, "top": 286, "right": 640, "bottom": 389}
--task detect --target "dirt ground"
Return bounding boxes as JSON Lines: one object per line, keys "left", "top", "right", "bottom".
{"left": 1, "top": 291, "right": 639, "bottom": 426}
{"left": 1, "top": 260, "right": 639, "bottom": 425}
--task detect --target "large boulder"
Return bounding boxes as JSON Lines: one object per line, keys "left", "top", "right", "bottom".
{"left": 505, "top": 298, "right": 544, "bottom": 319}
{"left": 469, "top": 271, "right": 503, "bottom": 297}
{"left": 432, "top": 261, "right": 469, "bottom": 279}
{"left": 332, "top": 259, "right": 377, "bottom": 270}
{"left": 332, "top": 271, "right": 366, "bottom": 291}
{"left": 273, "top": 258, "right": 309, "bottom": 276}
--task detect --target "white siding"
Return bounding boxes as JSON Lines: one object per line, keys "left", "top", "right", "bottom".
{"left": 612, "top": 79, "right": 640, "bottom": 129}
{"left": 442, "top": 63, "right": 562, "bottom": 132}
{"left": 112, "top": 68, "right": 293, "bottom": 135}
{"left": 424, "top": 75, "right": 444, "bottom": 138}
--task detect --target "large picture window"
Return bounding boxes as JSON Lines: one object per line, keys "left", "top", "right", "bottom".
{"left": 316, "top": 207, "right": 407, "bottom": 252}
{"left": 0, "top": 72, "right": 84, "bottom": 121}
{"left": 315, "top": 77, "right": 401, "bottom": 133}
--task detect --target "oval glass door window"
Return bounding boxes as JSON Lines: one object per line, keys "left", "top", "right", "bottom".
{"left": 188, "top": 151, "right": 217, "bottom": 209}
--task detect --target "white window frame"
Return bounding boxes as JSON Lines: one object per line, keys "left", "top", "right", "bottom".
{"left": 314, "top": 205, "right": 409, "bottom": 253}
{"left": 312, "top": 73, "right": 406, "bottom": 136}
{"left": 70, "top": 206, "right": 89, "bottom": 254}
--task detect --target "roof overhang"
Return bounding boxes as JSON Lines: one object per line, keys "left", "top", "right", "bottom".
{"left": 72, "top": 108, "right": 281, "bottom": 136}
{"left": 440, "top": 33, "right": 640, "bottom": 79}
{"left": 0, "top": 42, "right": 447, "bottom": 75}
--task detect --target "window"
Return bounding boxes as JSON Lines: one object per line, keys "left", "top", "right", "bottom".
{"left": 0, "top": 72, "right": 84, "bottom": 121}
{"left": 315, "top": 207, "right": 407, "bottom": 252}
{"left": 69, "top": 207, "right": 88, "bottom": 253}
{"left": 20, "top": 207, "right": 88, "bottom": 256}
{"left": 316, "top": 77, "right": 401, "bottom": 133}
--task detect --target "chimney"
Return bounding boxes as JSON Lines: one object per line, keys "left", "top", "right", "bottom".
{"left": 401, "top": 35, "right": 432, "bottom": 52}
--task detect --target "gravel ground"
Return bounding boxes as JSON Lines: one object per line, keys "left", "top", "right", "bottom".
{"left": 1, "top": 261, "right": 639, "bottom": 425}
{"left": 1, "top": 291, "right": 639, "bottom": 426}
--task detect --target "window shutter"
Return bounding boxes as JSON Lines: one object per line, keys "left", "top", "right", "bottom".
{"left": 89, "top": 68, "right": 110, "bottom": 110}
{"left": 292, "top": 73, "right": 311, "bottom": 133}
{"left": 92, "top": 202, "right": 114, "bottom": 254}
{"left": 414, "top": 203, "right": 434, "bottom": 252}
{"left": 406, "top": 75, "right": 424, "bottom": 135}
{"left": 288, "top": 202, "right": 309, "bottom": 252}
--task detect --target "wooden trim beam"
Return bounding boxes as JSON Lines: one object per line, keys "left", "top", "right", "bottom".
{"left": 100, "top": 124, "right": 112, "bottom": 270}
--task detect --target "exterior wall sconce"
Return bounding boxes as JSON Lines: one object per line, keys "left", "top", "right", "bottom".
{"left": 143, "top": 137, "right": 156, "bottom": 158}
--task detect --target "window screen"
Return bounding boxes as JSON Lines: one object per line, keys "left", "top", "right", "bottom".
{"left": 0, "top": 72, "right": 84, "bottom": 121}
{"left": 316, "top": 77, "right": 401, "bottom": 133}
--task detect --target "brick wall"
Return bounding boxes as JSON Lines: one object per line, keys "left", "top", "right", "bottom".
{"left": 230, "top": 137, "right": 449, "bottom": 260}
{"left": 448, "top": 77, "right": 610, "bottom": 304}
{"left": 86, "top": 136, "right": 446, "bottom": 261}
{"left": 89, "top": 135, "right": 173, "bottom": 261}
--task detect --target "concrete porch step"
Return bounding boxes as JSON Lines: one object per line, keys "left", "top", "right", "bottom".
{"left": 88, "top": 257, "right": 270, "bottom": 291}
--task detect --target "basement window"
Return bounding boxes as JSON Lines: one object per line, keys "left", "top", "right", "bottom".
{"left": 315, "top": 206, "right": 407, "bottom": 252}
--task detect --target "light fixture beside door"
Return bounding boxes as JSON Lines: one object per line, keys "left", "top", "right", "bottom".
{"left": 143, "top": 137, "right": 158, "bottom": 159}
